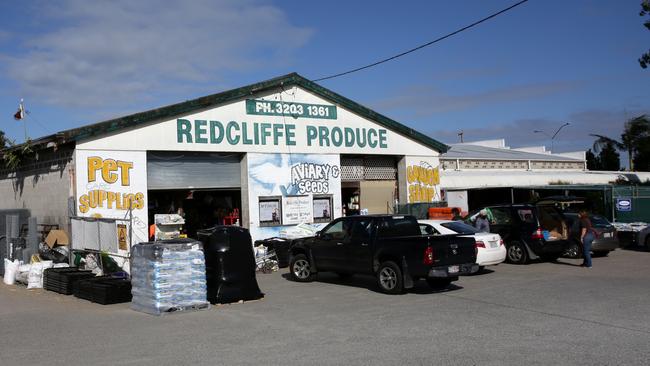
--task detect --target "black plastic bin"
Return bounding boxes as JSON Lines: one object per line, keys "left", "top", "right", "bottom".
{"left": 197, "top": 226, "right": 263, "bottom": 304}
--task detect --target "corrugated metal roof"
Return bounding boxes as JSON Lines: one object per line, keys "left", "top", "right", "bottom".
{"left": 442, "top": 143, "right": 582, "bottom": 161}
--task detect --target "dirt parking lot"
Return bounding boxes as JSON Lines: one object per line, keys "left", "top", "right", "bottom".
{"left": 1, "top": 248, "right": 649, "bottom": 366}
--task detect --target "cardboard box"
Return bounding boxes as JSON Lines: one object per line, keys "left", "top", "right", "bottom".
{"left": 45, "top": 229, "right": 70, "bottom": 248}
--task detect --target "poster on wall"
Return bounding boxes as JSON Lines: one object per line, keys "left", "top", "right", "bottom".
{"left": 405, "top": 156, "right": 441, "bottom": 203}
{"left": 313, "top": 197, "right": 332, "bottom": 220}
{"left": 282, "top": 195, "right": 313, "bottom": 225}
{"left": 74, "top": 149, "right": 148, "bottom": 248}
{"left": 259, "top": 200, "right": 281, "bottom": 224}
{"left": 247, "top": 153, "right": 342, "bottom": 241}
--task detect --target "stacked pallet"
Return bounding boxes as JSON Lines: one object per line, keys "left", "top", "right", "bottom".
{"left": 130, "top": 240, "right": 210, "bottom": 315}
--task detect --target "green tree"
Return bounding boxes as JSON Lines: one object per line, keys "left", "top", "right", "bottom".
{"left": 598, "top": 142, "right": 620, "bottom": 171}
{"left": 586, "top": 145, "right": 620, "bottom": 171}
{"left": 0, "top": 130, "right": 7, "bottom": 149}
{"left": 591, "top": 114, "right": 650, "bottom": 171}
{"left": 641, "top": 0, "right": 650, "bottom": 68}
{"left": 586, "top": 149, "right": 600, "bottom": 170}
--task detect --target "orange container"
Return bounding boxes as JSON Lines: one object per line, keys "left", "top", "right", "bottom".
{"left": 427, "top": 207, "right": 460, "bottom": 220}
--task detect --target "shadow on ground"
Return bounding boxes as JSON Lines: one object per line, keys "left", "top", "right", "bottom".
{"left": 281, "top": 272, "right": 463, "bottom": 295}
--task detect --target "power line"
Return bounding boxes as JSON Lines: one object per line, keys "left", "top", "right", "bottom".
{"left": 312, "top": 0, "right": 530, "bottom": 82}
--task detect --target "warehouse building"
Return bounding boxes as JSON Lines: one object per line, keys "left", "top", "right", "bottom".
{"left": 0, "top": 73, "right": 446, "bottom": 245}
{"left": 440, "top": 139, "right": 650, "bottom": 220}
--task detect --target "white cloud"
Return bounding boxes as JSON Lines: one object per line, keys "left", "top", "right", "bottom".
{"left": 429, "top": 108, "right": 650, "bottom": 154}
{"left": 3, "top": 0, "right": 312, "bottom": 108}
{"left": 373, "top": 80, "right": 585, "bottom": 116}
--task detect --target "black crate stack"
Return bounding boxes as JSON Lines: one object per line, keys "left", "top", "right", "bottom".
{"left": 197, "top": 226, "right": 263, "bottom": 304}
{"left": 43, "top": 267, "right": 95, "bottom": 295}
{"left": 73, "top": 277, "right": 132, "bottom": 305}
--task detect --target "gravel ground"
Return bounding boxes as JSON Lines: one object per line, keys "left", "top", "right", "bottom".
{"left": 1, "top": 248, "right": 649, "bottom": 366}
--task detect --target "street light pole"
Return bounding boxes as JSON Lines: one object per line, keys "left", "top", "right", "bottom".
{"left": 533, "top": 122, "right": 570, "bottom": 153}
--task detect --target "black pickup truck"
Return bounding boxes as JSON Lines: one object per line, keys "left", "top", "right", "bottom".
{"left": 289, "top": 215, "right": 477, "bottom": 294}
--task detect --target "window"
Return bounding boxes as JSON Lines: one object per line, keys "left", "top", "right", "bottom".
{"left": 377, "top": 216, "right": 420, "bottom": 237}
{"left": 440, "top": 221, "right": 478, "bottom": 234}
{"left": 259, "top": 197, "right": 282, "bottom": 226}
{"left": 467, "top": 207, "right": 512, "bottom": 226}
{"left": 321, "top": 220, "right": 346, "bottom": 240}
{"left": 348, "top": 218, "right": 373, "bottom": 242}
{"left": 517, "top": 209, "right": 535, "bottom": 223}
{"left": 419, "top": 224, "right": 439, "bottom": 236}
{"left": 488, "top": 207, "right": 513, "bottom": 225}
{"left": 313, "top": 195, "right": 333, "bottom": 223}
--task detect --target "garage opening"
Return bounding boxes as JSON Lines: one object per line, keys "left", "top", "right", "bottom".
{"left": 147, "top": 152, "right": 242, "bottom": 238}
{"left": 341, "top": 156, "right": 398, "bottom": 215}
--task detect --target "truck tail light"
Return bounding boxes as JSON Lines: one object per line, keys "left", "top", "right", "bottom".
{"left": 423, "top": 246, "right": 435, "bottom": 265}
{"left": 531, "top": 227, "right": 544, "bottom": 240}
{"left": 475, "top": 241, "right": 486, "bottom": 248}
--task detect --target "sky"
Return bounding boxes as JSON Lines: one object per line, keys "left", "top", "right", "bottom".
{"left": 0, "top": 0, "right": 648, "bottom": 161}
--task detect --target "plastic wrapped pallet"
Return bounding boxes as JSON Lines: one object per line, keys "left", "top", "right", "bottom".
{"left": 197, "top": 226, "right": 263, "bottom": 304}
{"left": 130, "top": 239, "right": 210, "bottom": 315}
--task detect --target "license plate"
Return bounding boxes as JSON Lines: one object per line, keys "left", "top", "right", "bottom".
{"left": 490, "top": 241, "right": 498, "bottom": 248}
{"left": 603, "top": 232, "right": 612, "bottom": 238}
{"left": 448, "top": 265, "right": 459, "bottom": 274}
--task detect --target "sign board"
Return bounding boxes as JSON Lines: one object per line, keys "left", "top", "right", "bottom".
{"left": 259, "top": 200, "right": 281, "bottom": 224}
{"left": 282, "top": 195, "right": 313, "bottom": 225}
{"left": 616, "top": 197, "right": 632, "bottom": 212}
{"left": 245, "top": 99, "right": 337, "bottom": 120}
{"left": 117, "top": 224, "right": 128, "bottom": 250}
{"left": 313, "top": 197, "right": 332, "bottom": 220}
{"left": 76, "top": 87, "right": 441, "bottom": 157}
{"left": 74, "top": 150, "right": 148, "bottom": 248}
{"left": 405, "top": 156, "right": 441, "bottom": 203}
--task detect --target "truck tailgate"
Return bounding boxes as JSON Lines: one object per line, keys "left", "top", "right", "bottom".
{"left": 431, "top": 235, "right": 476, "bottom": 266}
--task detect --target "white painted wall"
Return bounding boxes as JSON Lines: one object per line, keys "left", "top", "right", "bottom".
{"left": 445, "top": 190, "right": 469, "bottom": 213}
{"left": 74, "top": 149, "right": 149, "bottom": 247}
{"left": 441, "top": 170, "right": 650, "bottom": 189}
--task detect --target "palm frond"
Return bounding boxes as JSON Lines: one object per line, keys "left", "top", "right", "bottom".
{"left": 589, "top": 134, "right": 624, "bottom": 153}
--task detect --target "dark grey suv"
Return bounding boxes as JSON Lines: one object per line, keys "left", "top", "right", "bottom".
{"left": 466, "top": 203, "right": 571, "bottom": 264}
{"left": 562, "top": 213, "right": 619, "bottom": 258}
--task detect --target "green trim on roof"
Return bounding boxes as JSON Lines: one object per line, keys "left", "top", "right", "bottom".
{"left": 6, "top": 73, "right": 449, "bottom": 153}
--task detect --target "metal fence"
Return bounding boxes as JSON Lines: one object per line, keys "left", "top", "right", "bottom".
{"left": 612, "top": 186, "right": 650, "bottom": 223}
{"left": 70, "top": 216, "right": 132, "bottom": 255}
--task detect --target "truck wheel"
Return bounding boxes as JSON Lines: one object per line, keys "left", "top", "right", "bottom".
{"left": 426, "top": 278, "right": 452, "bottom": 290}
{"left": 506, "top": 242, "right": 528, "bottom": 264}
{"left": 376, "top": 261, "right": 404, "bottom": 294}
{"left": 564, "top": 242, "right": 582, "bottom": 259}
{"left": 289, "top": 254, "right": 314, "bottom": 282}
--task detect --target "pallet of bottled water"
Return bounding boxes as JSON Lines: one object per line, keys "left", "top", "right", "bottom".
{"left": 130, "top": 240, "right": 210, "bottom": 315}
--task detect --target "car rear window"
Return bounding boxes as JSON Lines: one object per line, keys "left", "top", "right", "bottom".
{"left": 440, "top": 221, "right": 479, "bottom": 234}
{"left": 377, "top": 217, "right": 420, "bottom": 237}
{"left": 590, "top": 215, "right": 611, "bottom": 227}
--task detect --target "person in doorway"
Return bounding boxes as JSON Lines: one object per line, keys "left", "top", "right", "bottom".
{"left": 451, "top": 207, "right": 463, "bottom": 221}
{"left": 579, "top": 210, "right": 595, "bottom": 268}
{"left": 474, "top": 209, "right": 490, "bottom": 233}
